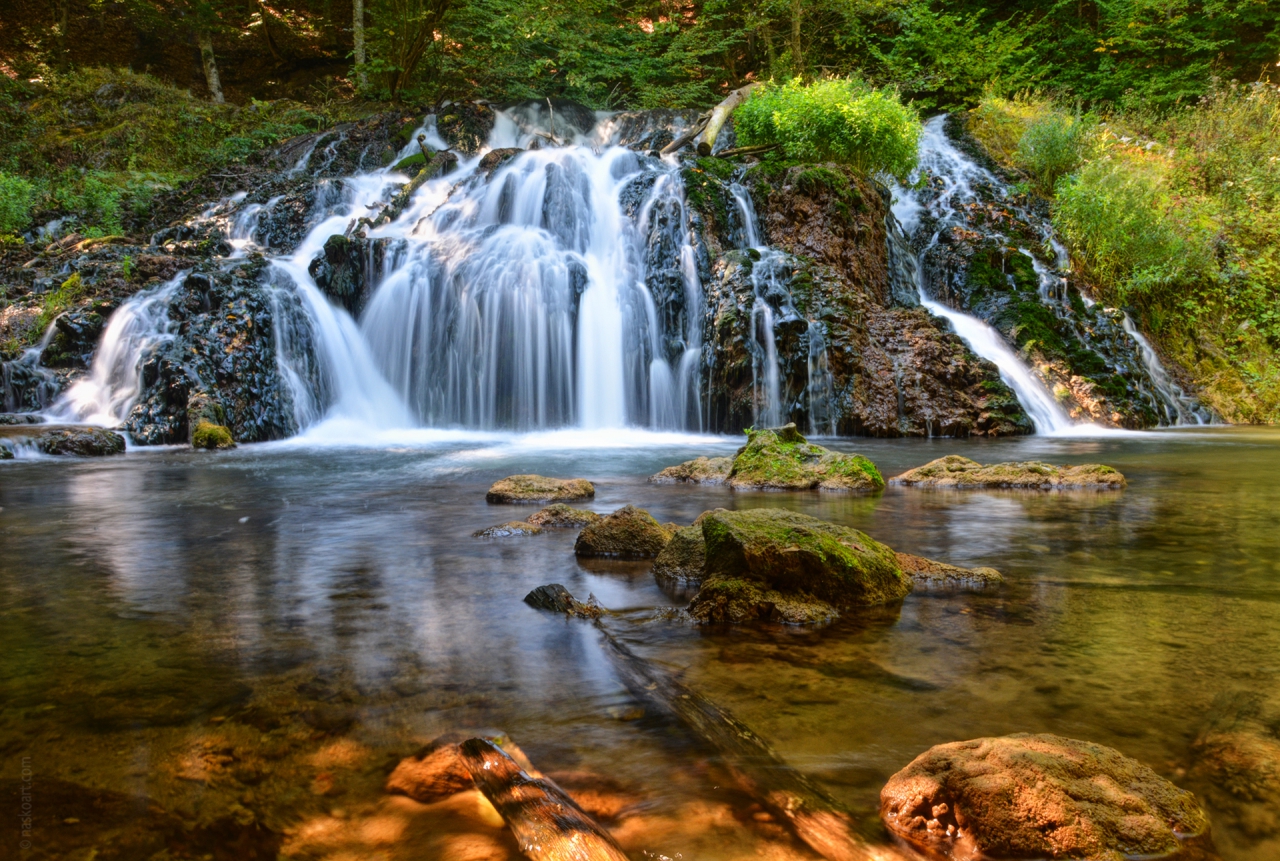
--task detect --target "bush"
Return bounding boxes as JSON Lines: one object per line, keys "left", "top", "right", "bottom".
{"left": 735, "top": 78, "right": 922, "bottom": 179}
{"left": 0, "top": 172, "right": 34, "bottom": 236}
{"left": 1014, "top": 112, "right": 1095, "bottom": 193}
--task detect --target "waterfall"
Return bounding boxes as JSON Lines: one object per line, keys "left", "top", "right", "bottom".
{"left": 1120, "top": 315, "right": 1209, "bottom": 425}
{"left": 891, "top": 115, "right": 1200, "bottom": 433}
{"left": 44, "top": 275, "right": 184, "bottom": 427}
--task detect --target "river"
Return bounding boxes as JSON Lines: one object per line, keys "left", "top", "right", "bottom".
{"left": 3, "top": 427, "right": 1277, "bottom": 859}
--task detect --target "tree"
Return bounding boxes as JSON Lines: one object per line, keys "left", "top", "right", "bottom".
{"left": 367, "top": 0, "right": 455, "bottom": 100}
{"left": 354, "top": 0, "right": 368, "bottom": 88}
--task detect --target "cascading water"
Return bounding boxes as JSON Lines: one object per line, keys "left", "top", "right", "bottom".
{"left": 891, "top": 115, "right": 1203, "bottom": 433}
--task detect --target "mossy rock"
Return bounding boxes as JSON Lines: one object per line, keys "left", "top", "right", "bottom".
{"left": 486, "top": 475, "right": 595, "bottom": 504}
{"left": 895, "top": 552, "right": 1004, "bottom": 590}
{"left": 392, "top": 152, "right": 427, "bottom": 172}
{"left": 694, "top": 508, "right": 911, "bottom": 616}
{"left": 574, "top": 505, "right": 672, "bottom": 558}
{"left": 649, "top": 456, "right": 732, "bottom": 484}
{"left": 34, "top": 427, "right": 126, "bottom": 456}
{"left": 890, "top": 455, "right": 1125, "bottom": 489}
{"left": 688, "top": 578, "right": 838, "bottom": 625}
{"left": 191, "top": 421, "right": 235, "bottom": 450}
{"left": 526, "top": 504, "right": 601, "bottom": 528}
{"left": 653, "top": 525, "right": 707, "bottom": 586}
{"left": 473, "top": 521, "right": 543, "bottom": 538}
{"left": 727, "top": 424, "right": 884, "bottom": 492}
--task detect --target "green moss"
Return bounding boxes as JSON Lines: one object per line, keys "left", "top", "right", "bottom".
{"left": 728, "top": 424, "right": 884, "bottom": 491}
{"left": 37, "top": 271, "right": 90, "bottom": 330}
{"left": 392, "top": 152, "right": 427, "bottom": 172}
{"left": 191, "top": 421, "right": 235, "bottom": 450}
{"left": 695, "top": 156, "right": 736, "bottom": 182}
{"left": 574, "top": 505, "right": 672, "bottom": 558}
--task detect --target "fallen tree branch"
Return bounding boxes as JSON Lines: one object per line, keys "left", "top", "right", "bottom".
{"left": 714, "top": 143, "right": 779, "bottom": 159}
{"left": 659, "top": 114, "right": 710, "bottom": 156}
{"left": 696, "top": 83, "right": 760, "bottom": 157}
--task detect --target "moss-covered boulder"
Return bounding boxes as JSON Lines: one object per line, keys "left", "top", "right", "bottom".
{"left": 34, "top": 427, "right": 126, "bottom": 456}
{"left": 486, "top": 474, "right": 595, "bottom": 504}
{"left": 688, "top": 578, "right": 839, "bottom": 624}
{"left": 473, "top": 521, "right": 543, "bottom": 538}
{"left": 728, "top": 424, "right": 884, "bottom": 492}
{"left": 649, "top": 456, "right": 733, "bottom": 484}
{"left": 895, "top": 552, "right": 1004, "bottom": 590}
{"left": 881, "top": 734, "right": 1209, "bottom": 860}
{"left": 890, "top": 455, "right": 1126, "bottom": 489}
{"left": 191, "top": 420, "right": 235, "bottom": 450}
{"left": 653, "top": 525, "right": 708, "bottom": 587}
{"left": 526, "top": 504, "right": 601, "bottom": 528}
{"left": 574, "top": 505, "right": 672, "bottom": 558}
{"left": 689, "top": 508, "right": 911, "bottom": 623}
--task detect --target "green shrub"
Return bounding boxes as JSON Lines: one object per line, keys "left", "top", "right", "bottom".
{"left": 735, "top": 78, "right": 921, "bottom": 179}
{"left": 0, "top": 172, "right": 34, "bottom": 236}
{"left": 1014, "top": 112, "right": 1095, "bottom": 193}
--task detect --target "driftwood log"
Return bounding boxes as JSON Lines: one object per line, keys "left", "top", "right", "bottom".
{"left": 659, "top": 114, "right": 709, "bottom": 155}
{"left": 459, "top": 737, "right": 632, "bottom": 861}
{"left": 695, "top": 82, "right": 760, "bottom": 156}
{"left": 597, "top": 624, "right": 906, "bottom": 861}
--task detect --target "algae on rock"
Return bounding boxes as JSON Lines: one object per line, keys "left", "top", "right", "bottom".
{"left": 653, "top": 525, "right": 708, "bottom": 587}
{"left": 486, "top": 475, "right": 595, "bottom": 504}
{"left": 575, "top": 505, "right": 672, "bottom": 558}
{"left": 649, "top": 456, "right": 733, "bottom": 485}
{"left": 890, "top": 454, "right": 1125, "bottom": 489}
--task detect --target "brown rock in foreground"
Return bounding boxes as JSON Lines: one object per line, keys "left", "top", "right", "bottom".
{"left": 485, "top": 474, "right": 595, "bottom": 504}
{"left": 890, "top": 455, "right": 1125, "bottom": 489}
{"left": 881, "top": 733, "right": 1209, "bottom": 860}
{"left": 895, "top": 552, "right": 1003, "bottom": 589}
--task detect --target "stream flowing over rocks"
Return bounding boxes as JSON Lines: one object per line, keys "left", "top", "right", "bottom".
{"left": 1, "top": 101, "right": 1206, "bottom": 443}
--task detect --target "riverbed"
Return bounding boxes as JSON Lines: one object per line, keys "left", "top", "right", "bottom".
{"left": 3, "top": 427, "right": 1278, "bottom": 860}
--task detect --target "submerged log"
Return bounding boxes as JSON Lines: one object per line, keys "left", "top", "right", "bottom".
{"left": 458, "top": 737, "right": 631, "bottom": 861}
{"left": 696, "top": 83, "right": 760, "bottom": 156}
{"left": 597, "top": 626, "right": 902, "bottom": 861}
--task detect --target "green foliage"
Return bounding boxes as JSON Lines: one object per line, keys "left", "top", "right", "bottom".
{"left": 735, "top": 78, "right": 921, "bottom": 179}
{"left": 37, "top": 271, "right": 90, "bottom": 331}
{"left": 0, "top": 172, "right": 35, "bottom": 236}
{"left": 1014, "top": 112, "right": 1096, "bottom": 193}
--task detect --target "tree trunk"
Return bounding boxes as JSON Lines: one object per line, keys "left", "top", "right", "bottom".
{"left": 696, "top": 82, "right": 759, "bottom": 156}
{"left": 791, "top": 0, "right": 803, "bottom": 76}
{"left": 353, "top": 0, "right": 367, "bottom": 88}
{"left": 198, "top": 31, "right": 225, "bottom": 104}
{"left": 457, "top": 738, "right": 631, "bottom": 861}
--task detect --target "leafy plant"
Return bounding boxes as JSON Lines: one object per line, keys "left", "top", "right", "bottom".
{"left": 0, "top": 172, "right": 34, "bottom": 236}
{"left": 735, "top": 78, "right": 922, "bottom": 179}
{"left": 1014, "top": 111, "right": 1095, "bottom": 193}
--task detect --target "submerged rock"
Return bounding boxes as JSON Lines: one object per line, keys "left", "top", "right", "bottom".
{"left": 385, "top": 740, "right": 473, "bottom": 803}
{"left": 881, "top": 733, "right": 1209, "bottom": 860}
{"left": 486, "top": 474, "right": 595, "bottom": 504}
{"left": 1189, "top": 692, "right": 1280, "bottom": 844}
{"left": 890, "top": 455, "right": 1126, "bottom": 489}
{"left": 473, "top": 521, "right": 543, "bottom": 538}
{"left": 652, "top": 524, "right": 707, "bottom": 587}
{"left": 526, "top": 504, "right": 601, "bottom": 528}
{"left": 574, "top": 505, "right": 672, "bottom": 558}
{"left": 34, "top": 427, "right": 126, "bottom": 456}
{"left": 649, "top": 456, "right": 732, "bottom": 485}
{"left": 689, "top": 508, "right": 910, "bottom": 623}
{"left": 895, "top": 552, "right": 1004, "bottom": 589}
{"left": 728, "top": 424, "right": 884, "bottom": 492}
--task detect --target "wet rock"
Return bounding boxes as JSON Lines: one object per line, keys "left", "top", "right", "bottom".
{"left": 690, "top": 508, "right": 911, "bottom": 623}
{"left": 0, "top": 445, "right": 12, "bottom": 460}
{"left": 385, "top": 739, "right": 474, "bottom": 803}
{"left": 436, "top": 102, "right": 497, "bottom": 155}
{"left": 0, "top": 413, "right": 44, "bottom": 424}
{"left": 307, "top": 234, "right": 370, "bottom": 317}
{"left": 895, "top": 553, "right": 1004, "bottom": 589}
{"left": 526, "top": 503, "right": 601, "bottom": 528}
{"left": 479, "top": 147, "right": 524, "bottom": 174}
{"left": 486, "top": 474, "right": 595, "bottom": 504}
{"left": 191, "top": 420, "right": 235, "bottom": 450}
{"left": 653, "top": 525, "right": 707, "bottom": 587}
{"left": 34, "top": 427, "right": 126, "bottom": 456}
{"left": 890, "top": 455, "right": 1126, "bottom": 489}
{"left": 473, "top": 521, "right": 543, "bottom": 538}
{"left": 649, "top": 455, "right": 732, "bottom": 485}
{"left": 1189, "top": 692, "right": 1280, "bottom": 843}
{"left": 574, "top": 505, "right": 672, "bottom": 558}
{"left": 881, "top": 733, "right": 1210, "bottom": 860}
{"left": 523, "top": 583, "right": 604, "bottom": 618}
{"left": 727, "top": 424, "right": 884, "bottom": 492}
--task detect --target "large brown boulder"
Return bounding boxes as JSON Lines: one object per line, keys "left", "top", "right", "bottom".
{"left": 881, "top": 733, "right": 1209, "bottom": 860}
{"left": 688, "top": 508, "right": 910, "bottom": 623}
{"left": 574, "top": 505, "right": 672, "bottom": 558}
{"left": 33, "top": 427, "right": 127, "bottom": 456}
{"left": 486, "top": 474, "right": 595, "bottom": 504}
{"left": 890, "top": 455, "right": 1125, "bottom": 489}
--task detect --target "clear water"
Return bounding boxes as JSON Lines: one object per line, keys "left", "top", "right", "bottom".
{"left": 3, "top": 428, "right": 1278, "bottom": 860}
